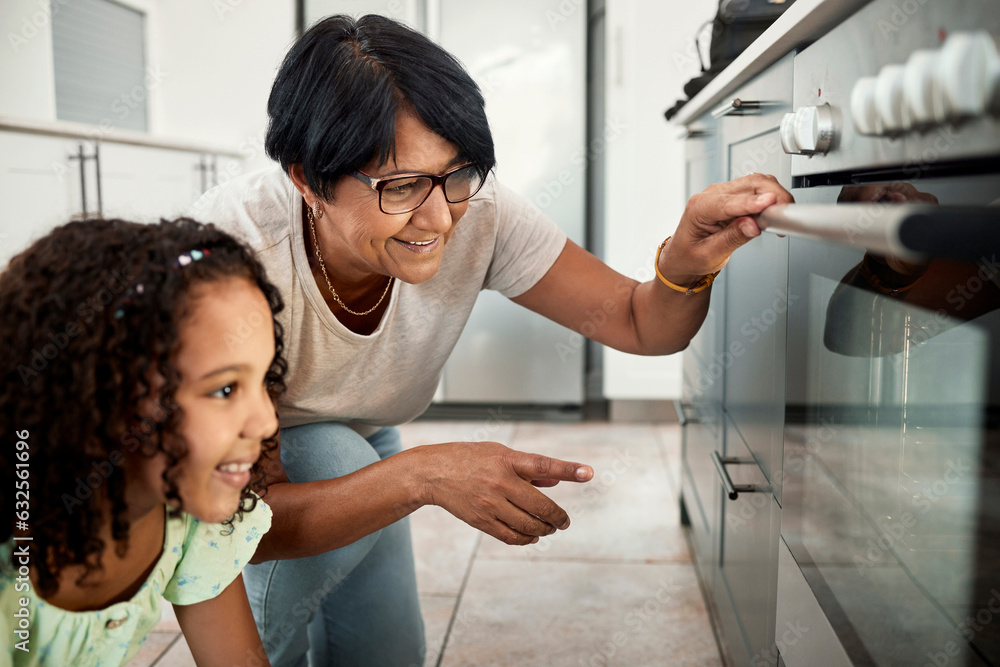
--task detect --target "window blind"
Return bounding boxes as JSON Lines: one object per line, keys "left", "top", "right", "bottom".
{"left": 51, "top": 0, "right": 147, "bottom": 132}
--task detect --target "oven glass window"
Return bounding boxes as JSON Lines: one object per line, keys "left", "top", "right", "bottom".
{"left": 782, "top": 177, "right": 1000, "bottom": 666}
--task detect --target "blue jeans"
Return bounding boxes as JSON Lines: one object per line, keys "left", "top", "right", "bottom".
{"left": 244, "top": 423, "right": 425, "bottom": 667}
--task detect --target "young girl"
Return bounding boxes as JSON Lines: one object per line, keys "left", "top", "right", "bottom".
{"left": 0, "top": 218, "right": 287, "bottom": 666}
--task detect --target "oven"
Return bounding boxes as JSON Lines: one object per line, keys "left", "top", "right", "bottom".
{"left": 761, "top": 0, "right": 1000, "bottom": 665}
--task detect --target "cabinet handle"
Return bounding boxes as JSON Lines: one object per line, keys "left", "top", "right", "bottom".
{"left": 674, "top": 400, "right": 688, "bottom": 425}
{"left": 68, "top": 141, "right": 102, "bottom": 219}
{"left": 682, "top": 128, "right": 712, "bottom": 139}
{"left": 711, "top": 450, "right": 759, "bottom": 500}
{"left": 711, "top": 98, "right": 762, "bottom": 118}
{"left": 674, "top": 400, "right": 703, "bottom": 425}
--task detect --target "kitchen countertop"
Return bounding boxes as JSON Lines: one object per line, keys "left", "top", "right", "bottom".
{"left": 671, "top": 0, "right": 872, "bottom": 126}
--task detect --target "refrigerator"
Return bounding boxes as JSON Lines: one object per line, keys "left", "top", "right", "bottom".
{"left": 304, "top": 0, "right": 587, "bottom": 406}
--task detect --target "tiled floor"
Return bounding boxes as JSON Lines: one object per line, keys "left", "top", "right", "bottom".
{"left": 134, "top": 421, "right": 722, "bottom": 666}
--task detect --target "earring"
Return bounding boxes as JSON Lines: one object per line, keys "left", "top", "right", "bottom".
{"left": 312, "top": 201, "right": 324, "bottom": 219}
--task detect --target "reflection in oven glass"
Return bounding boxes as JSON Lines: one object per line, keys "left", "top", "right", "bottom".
{"left": 783, "top": 180, "right": 1000, "bottom": 666}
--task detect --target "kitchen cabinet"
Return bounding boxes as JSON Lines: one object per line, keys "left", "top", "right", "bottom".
{"left": 723, "top": 130, "right": 791, "bottom": 504}
{"left": 679, "top": 54, "right": 793, "bottom": 667}
{"left": 99, "top": 142, "right": 208, "bottom": 223}
{"left": 0, "top": 125, "right": 238, "bottom": 267}
{"left": 0, "top": 130, "right": 78, "bottom": 266}
{"left": 680, "top": 113, "right": 723, "bottom": 591}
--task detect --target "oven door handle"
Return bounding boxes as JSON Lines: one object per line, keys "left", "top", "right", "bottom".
{"left": 757, "top": 204, "right": 1000, "bottom": 262}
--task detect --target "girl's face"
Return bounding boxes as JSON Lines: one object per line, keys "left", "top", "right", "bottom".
{"left": 132, "top": 277, "right": 279, "bottom": 524}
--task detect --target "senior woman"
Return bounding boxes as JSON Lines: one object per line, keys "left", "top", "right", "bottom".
{"left": 194, "top": 13, "right": 792, "bottom": 667}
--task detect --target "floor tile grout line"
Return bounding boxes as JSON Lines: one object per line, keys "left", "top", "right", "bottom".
{"left": 148, "top": 633, "right": 181, "bottom": 667}
{"left": 434, "top": 531, "right": 482, "bottom": 667}
{"left": 432, "top": 421, "right": 518, "bottom": 667}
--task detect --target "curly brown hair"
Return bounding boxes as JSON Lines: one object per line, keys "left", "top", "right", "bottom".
{"left": 0, "top": 217, "right": 287, "bottom": 598}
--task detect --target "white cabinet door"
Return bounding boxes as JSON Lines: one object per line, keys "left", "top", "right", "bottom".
{"left": 0, "top": 130, "right": 78, "bottom": 267}
{"left": 99, "top": 143, "right": 205, "bottom": 223}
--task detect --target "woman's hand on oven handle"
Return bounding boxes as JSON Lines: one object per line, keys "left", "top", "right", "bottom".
{"left": 415, "top": 441, "right": 594, "bottom": 546}
{"left": 658, "top": 173, "right": 795, "bottom": 284}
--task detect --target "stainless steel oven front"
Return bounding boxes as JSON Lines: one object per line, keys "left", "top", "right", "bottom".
{"left": 765, "top": 0, "right": 1000, "bottom": 664}
{"left": 769, "top": 176, "right": 1000, "bottom": 667}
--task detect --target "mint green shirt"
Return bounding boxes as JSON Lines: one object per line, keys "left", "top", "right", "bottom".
{"left": 0, "top": 499, "right": 271, "bottom": 667}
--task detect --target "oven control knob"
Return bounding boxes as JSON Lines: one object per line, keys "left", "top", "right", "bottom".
{"left": 780, "top": 104, "right": 834, "bottom": 155}
{"left": 875, "top": 64, "right": 910, "bottom": 133}
{"left": 903, "top": 49, "right": 945, "bottom": 126}
{"left": 851, "top": 77, "right": 881, "bottom": 135}
{"left": 936, "top": 31, "right": 1000, "bottom": 119}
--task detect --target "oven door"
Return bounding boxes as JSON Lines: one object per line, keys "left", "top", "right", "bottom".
{"left": 766, "top": 175, "right": 1000, "bottom": 666}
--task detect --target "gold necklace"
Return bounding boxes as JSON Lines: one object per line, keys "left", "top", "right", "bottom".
{"left": 307, "top": 205, "right": 394, "bottom": 317}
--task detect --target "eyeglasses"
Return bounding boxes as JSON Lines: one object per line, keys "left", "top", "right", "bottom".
{"left": 351, "top": 163, "right": 486, "bottom": 215}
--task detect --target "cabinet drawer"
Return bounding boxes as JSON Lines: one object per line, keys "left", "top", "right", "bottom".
{"left": 715, "top": 417, "right": 780, "bottom": 667}
{"left": 723, "top": 128, "right": 791, "bottom": 502}
{"left": 681, "top": 399, "right": 723, "bottom": 569}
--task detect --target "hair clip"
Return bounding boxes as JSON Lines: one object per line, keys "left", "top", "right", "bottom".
{"left": 115, "top": 247, "right": 211, "bottom": 320}
{"left": 114, "top": 283, "right": 145, "bottom": 320}
{"left": 174, "top": 247, "right": 211, "bottom": 268}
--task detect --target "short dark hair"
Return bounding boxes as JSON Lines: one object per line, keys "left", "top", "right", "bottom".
{"left": 265, "top": 14, "right": 496, "bottom": 201}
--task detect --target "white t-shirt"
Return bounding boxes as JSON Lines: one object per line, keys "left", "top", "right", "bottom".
{"left": 190, "top": 166, "right": 567, "bottom": 433}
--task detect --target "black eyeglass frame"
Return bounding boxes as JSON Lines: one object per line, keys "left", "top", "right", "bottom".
{"left": 350, "top": 163, "right": 486, "bottom": 215}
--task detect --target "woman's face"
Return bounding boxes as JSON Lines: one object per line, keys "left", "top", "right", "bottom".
{"left": 129, "top": 278, "right": 279, "bottom": 524}
{"left": 306, "top": 109, "right": 472, "bottom": 285}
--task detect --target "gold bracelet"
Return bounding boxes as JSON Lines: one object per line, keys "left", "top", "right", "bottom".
{"left": 654, "top": 237, "right": 720, "bottom": 295}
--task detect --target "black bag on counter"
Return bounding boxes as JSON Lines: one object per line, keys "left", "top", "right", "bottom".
{"left": 665, "top": 0, "right": 795, "bottom": 120}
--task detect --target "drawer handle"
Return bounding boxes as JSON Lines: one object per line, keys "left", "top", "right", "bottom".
{"left": 711, "top": 451, "right": 759, "bottom": 500}
{"left": 711, "top": 98, "right": 762, "bottom": 118}
{"left": 674, "top": 400, "right": 690, "bottom": 425}
{"left": 681, "top": 128, "right": 712, "bottom": 140}
{"left": 674, "top": 400, "right": 704, "bottom": 425}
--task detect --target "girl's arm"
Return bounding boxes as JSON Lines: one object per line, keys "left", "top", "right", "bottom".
{"left": 173, "top": 573, "right": 270, "bottom": 666}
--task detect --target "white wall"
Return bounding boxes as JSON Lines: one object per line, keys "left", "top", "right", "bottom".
{"left": 1, "top": 0, "right": 59, "bottom": 119}
{"left": 602, "top": 0, "right": 717, "bottom": 400}
{"left": 150, "top": 0, "right": 296, "bottom": 173}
